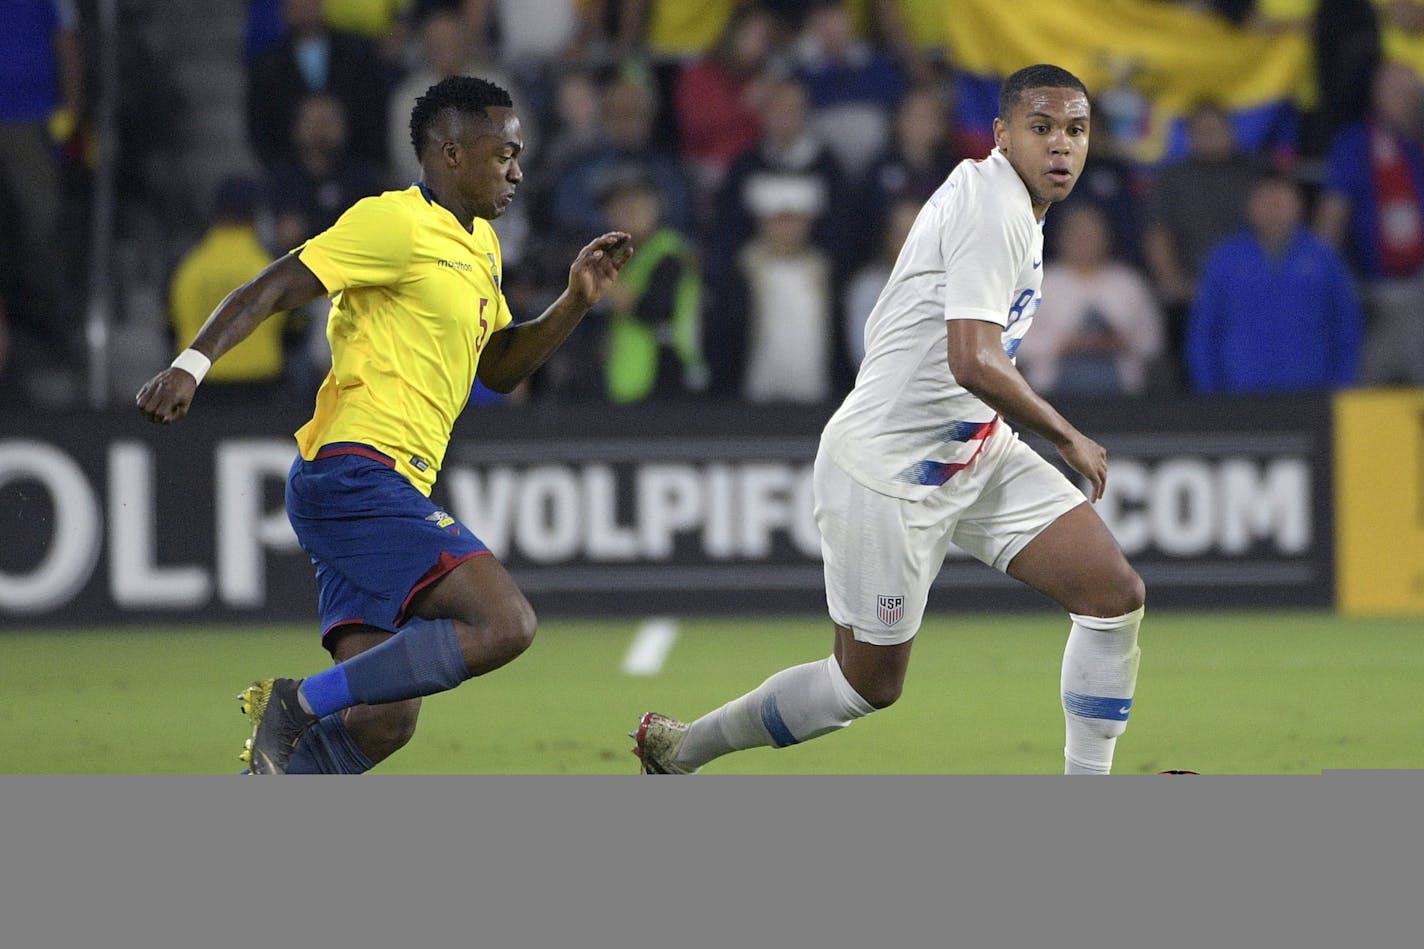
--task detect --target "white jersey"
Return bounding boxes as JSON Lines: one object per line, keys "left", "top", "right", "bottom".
{"left": 821, "top": 148, "right": 1044, "bottom": 500}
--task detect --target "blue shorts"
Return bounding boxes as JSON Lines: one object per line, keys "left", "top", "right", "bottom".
{"left": 286, "top": 443, "right": 490, "bottom": 643}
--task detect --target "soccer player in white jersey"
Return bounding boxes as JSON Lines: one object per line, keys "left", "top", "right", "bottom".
{"left": 633, "top": 64, "right": 1146, "bottom": 775}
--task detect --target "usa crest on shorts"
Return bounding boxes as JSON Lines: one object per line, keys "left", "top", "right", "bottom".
{"left": 877, "top": 595, "right": 905, "bottom": 626}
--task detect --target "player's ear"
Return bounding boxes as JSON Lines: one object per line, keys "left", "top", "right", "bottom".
{"left": 441, "top": 139, "right": 460, "bottom": 167}
{"left": 992, "top": 117, "right": 1008, "bottom": 151}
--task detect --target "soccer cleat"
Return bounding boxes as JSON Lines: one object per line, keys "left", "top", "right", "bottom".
{"left": 238, "top": 678, "right": 317, "bottom": 775}
{"left": 630, "top": 711, "right": 694, "bottom": 774}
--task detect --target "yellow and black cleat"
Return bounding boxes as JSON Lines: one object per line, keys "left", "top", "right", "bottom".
{"left": 236, "top": 678, "right": 314, "bottom": 774}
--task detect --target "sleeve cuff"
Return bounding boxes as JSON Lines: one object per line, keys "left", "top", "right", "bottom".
{"left": 295, "top": 243, "right": 341, "bottom": 294}
{"left": 945, "top": 306, "right": 1009, "bottom": 327}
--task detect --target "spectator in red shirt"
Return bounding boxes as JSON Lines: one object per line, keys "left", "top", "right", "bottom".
{"left": 674, "top": 6, "right": 784, "bottom": 215}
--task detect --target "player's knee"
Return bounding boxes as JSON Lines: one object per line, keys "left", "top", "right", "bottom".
{"left": 1118, "top": 567, "right": 1146, "bottom": 616}
{"left": 835, "top": 638, "right": 908, "bottom": 709}
{"left": 449, "top": 590, "right": 537, "bottom": 662}
{"left": 865, "top": 683, "right": 903, "bottom": 709}
{"left": 1076, "top": 563, "right": 1145, "bottom": 618}
{"left": 848, "top": 673, "right": 903, "bottom": 710}
{"left": 487, "top": 594, "right": 538, "bottom": 663}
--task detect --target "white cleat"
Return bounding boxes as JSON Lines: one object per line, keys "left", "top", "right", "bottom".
{"left": 630, "top": 712, "right": 695, "bottom": 774}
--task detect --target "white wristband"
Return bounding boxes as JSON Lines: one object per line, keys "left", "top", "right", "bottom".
{"left": 170, "top": 348, "right": 212, "bottom": 385}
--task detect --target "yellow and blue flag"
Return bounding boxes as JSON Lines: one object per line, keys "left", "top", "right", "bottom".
{"left": 944, "top": 0, "right": 1313, "bottom": 165}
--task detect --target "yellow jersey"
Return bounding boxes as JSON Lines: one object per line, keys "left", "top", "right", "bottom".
{"left": 645, "top": 0, "right": 736, "bottom": 57}
{"left": 322, "top": 0, "right": 412, "bottom": 39}
{"left": 294, "top": 185, "right": 513, "bottom": 495}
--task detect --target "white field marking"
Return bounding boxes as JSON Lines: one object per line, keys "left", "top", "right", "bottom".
{"left": 622, "top": 617, "right": 679, "bottom": 676}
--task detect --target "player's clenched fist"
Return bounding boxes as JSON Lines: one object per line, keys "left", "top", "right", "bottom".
{"left": 135, "top": 368, "right": 198, "bottom": 424}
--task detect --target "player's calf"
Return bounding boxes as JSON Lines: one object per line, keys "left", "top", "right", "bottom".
{"left": 342, "top": 698, "right": 422, "bottom": 765}
{"left": 633, "top": 655, "right": 877, "bottom": 773}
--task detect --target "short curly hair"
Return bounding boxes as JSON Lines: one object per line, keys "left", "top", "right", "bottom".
{"left": 409, "top": 75, "right": 515, "bottom": 162}
{"left": 998, "top": 64, "right": 1088, "bottom": 120}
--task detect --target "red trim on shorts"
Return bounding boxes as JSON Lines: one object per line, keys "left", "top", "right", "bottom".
{"left": 314, "top": 444, "right": 396, "bottom": 468}
{"left": 394, "top": 549, "right": 492, "bottom": 627}
{"left": 320, "top": 617, "right": 370, "bottom": 646}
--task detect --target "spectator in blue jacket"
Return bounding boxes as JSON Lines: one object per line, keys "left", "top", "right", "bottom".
{"left": 0, "top": 0, "right": 84, "bottom": 405}
{"left": 1314, "top": 61, "right": 1424, "bottom": 385}
{"left": 1187, "top": 174, "right": 1364, "bottom": 394}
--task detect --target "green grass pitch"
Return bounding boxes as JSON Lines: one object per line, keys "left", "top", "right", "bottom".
{"left": 1, "top": 610, "right": 1418, "bottom": 774}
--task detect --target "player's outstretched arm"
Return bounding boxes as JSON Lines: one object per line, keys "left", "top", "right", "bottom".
{"left": 136, "top": 254, "right": 327, "bottom": 424}
{"left": 946, "top": 318, "right": 1108, "bottom": 501}
{"left": 477, "top": 231, "right": 633, "bottom": 393}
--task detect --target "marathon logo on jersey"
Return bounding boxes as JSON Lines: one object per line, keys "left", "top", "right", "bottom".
{"left": 437, "top": 259, "right": 473, "bottom": 272}
{"left": 426, "top": 510, "right": 458, "bottom": 532}
{"left": 877, "top": 595, "right": 905, "bottom": 627}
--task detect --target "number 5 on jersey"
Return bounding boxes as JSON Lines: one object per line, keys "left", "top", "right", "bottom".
{"left": 476, "top": 297, "right": 491, "bottom": 352}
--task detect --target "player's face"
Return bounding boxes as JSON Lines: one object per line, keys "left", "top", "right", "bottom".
{"left": 459, "top": 106, "right": 524, "bottom": 220}
{"left": 993, "top": 87, "right": 1090, "bottom": 217}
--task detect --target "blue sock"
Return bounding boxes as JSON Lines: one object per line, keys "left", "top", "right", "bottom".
{"left": 286, "top": 713, "right": 375, "bottom": 774}
{"left": 299, "top": 618, "right": 470, "bottom": 719}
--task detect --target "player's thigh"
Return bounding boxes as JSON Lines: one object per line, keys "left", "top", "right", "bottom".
{"left": 952, "top": 439, "right": 1141, "bottom": 614}
{"left": 949, "top": 434, "right": 1086, "bottom": 575}
{"left": 1005, "top": 503, "right": 1144, "bottom": 617}
{"left": 814, "top": 450, "right": 953, "bottom": 647}
{"left": 407, "top": 551, "right": 536, "bottom": 637}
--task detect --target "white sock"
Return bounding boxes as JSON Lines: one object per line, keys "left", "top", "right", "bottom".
{"left": 674, "top": 656, "right": 875, "bottom": 771}
{"left": 1061, "top": 607, "right": 1143, "bottom": 775}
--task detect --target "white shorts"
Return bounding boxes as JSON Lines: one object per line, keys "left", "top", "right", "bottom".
{"left": 815, "top": 423, "right": 1086, "bottom": 645}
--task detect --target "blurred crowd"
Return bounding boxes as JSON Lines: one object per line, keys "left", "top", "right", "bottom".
{"left": 3, "top": 0, "right": 1424, "bottom": 410}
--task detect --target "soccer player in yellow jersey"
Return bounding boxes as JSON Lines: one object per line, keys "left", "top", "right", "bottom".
{"left": 136, "top": 76, "right": 634, "bottom": 774}
{"left": 167, "top": 176, "right": 290, "bottom": 400}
